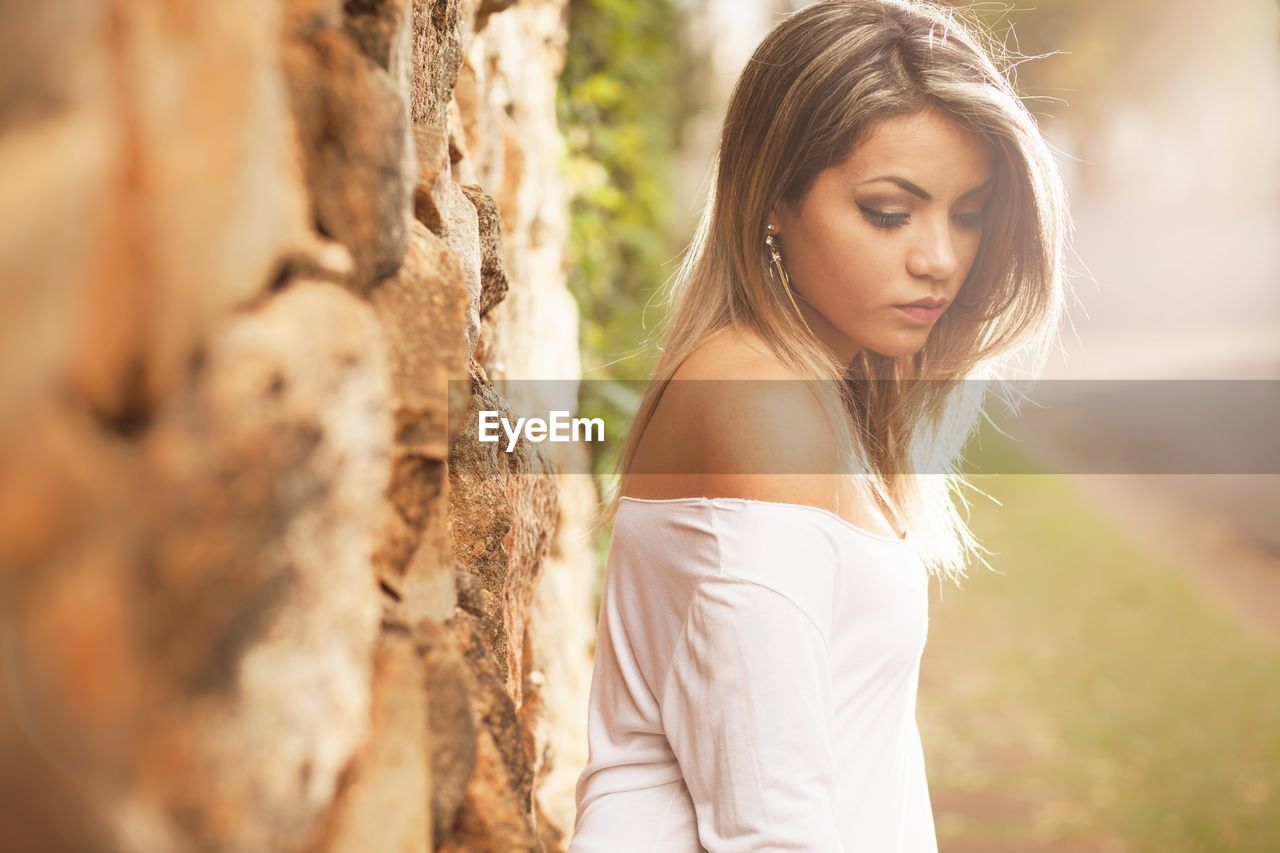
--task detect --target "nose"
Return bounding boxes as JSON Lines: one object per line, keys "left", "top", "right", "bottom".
{"left": 905, "top": 217, "right": 958, "bottom": 281}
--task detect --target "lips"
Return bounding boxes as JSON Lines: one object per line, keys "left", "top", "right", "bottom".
{"left": 894, "top": 301, "right": 946, "bottom": 323}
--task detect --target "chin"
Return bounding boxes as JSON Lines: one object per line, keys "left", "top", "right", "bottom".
{"left": 864, "top": 332, "right": 930, "bottom": 359}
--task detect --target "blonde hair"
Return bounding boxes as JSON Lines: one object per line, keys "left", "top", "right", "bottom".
{"left": 601, "top": 0, "right": 1073, "bottom": 585}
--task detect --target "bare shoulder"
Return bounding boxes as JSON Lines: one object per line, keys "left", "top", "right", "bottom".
{"left": 669, "top": 324, "right": 791, "bottom": 381}
{"left": 626, "top": 326, "right": 842, "bottom": 512}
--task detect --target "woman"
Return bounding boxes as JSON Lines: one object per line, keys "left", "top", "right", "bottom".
{"left": 569, "top": 0, "right": 1070, "bottom": 850}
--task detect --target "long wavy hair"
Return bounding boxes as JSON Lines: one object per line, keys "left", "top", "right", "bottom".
{"left": 600, "top": 0, "right": 1073, "bottom": 585}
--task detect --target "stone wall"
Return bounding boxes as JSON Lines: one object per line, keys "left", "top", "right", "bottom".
{"left": 0, "top": 1, "right": 593, "bottom": 850}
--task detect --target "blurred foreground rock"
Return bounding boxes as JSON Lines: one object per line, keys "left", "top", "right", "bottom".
{"left": 0, "top": 0, "right": 592, "bottom": 850}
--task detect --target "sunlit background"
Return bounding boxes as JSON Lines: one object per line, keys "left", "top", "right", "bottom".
{"left": 559, "top": 0, "right": 1280, "bottom": 849}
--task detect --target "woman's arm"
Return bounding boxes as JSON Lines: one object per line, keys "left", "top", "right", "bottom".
{"left": 645, "top": 342, "right": 853, "bottom": 849}
{"left": 660, "top": 555, "right": 845, "bottom": 852}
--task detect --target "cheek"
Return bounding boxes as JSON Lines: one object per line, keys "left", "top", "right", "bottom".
{"left": 958, "top": 230, "right": 985, "bottom": 272}
{"left": 811, "top": 211, "right": 893, "bottom": 267}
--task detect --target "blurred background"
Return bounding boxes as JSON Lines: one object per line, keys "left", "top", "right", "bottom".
{"left": 559, "top": 0, "right": 1280, "bottom": 849}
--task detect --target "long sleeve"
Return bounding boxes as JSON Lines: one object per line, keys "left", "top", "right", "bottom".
{"left": 660, "top": 569, "right": 846, "bottom": 852}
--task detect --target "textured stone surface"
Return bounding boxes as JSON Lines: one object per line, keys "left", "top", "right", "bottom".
{"left": 439, "top": 182, "right": 485, "bottom": 352}
{"left": 451, "top": 9, "right": 594, "bottom": 840}
{"left": 371, "top": 220, "right": 474, "bottom": 457}
{"left": 4, "top": 283, "right": 393, "bottom": 852}
{"left": 410, "top": 0, "right": 467, "bottom": 128}
{"left": 438, "top": 611, "right": 540, "bottom": 852}
{"left": 306, "top": 628, "right": 432, "bottom": 853}
{"left": 414, "top": 617, "right": 477, "bottom": 848}
{"left": 0, "top": 402, "right": 145, "bottom": 845}
{"left": 374, "top": 450, "right": 456, "bottom": 626}
{"left": 0, "top": 0, "right": 588, "bottom": 850}
{"left": 283, "top": 24, "right": 413, "bottom": 288}
{"left": 449, "top": 377, "right": 559, "bottom": 710}
{"left": 413, "top": 123, "right": 453, "bottom": 234}
{"left": 91, "top": 0, "right": 312, "bottom": 418}
{"left": 132, "top": 282, "right": 390, "bottom": 851}
{"left": 461, "top": 182, "right": 512, "bottom": 317}
{"left": 344, "top": 0, "right": 414, "bottom": 95}
{"left": 0, "top": 1, "right": 117, "bottom": 439}
{"left": 0, "top": 0, "right": 311, "bottom": 431}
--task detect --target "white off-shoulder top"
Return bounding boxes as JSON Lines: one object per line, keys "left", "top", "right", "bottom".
{"left": 568, "top": 496, "right": 937, "bottom": 853}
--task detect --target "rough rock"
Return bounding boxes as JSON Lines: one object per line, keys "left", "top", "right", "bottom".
{"left": 448, "top": 377, "right": 559, "bottom": 709}
{"left": 0, "top": 0, "right": 312, "bottom": 431}
{"left": 412, "top": 123, "right": 452, "bottom": 234}
{"left": 410, "top": 0, "right": 467, "bottom": 128}
{"left": 131, "top": 281, "right": 391, "bottom": 850}
{"left": 371, "top": 219, "right": 476, "bottom": 456}
{"left": 460, "top": 182, "right": 512, "bottom": 317}
{"left": 414, "top": 617, "right": 477, "bottom": 849}
{"left": 438, "top": 611, "right": 539, "bottom": 852}
{"left": 0, "top": 1, "right": 590, "bottom": 850}
{"left": 305, "top": 627, "right": 432, "bottom": 853}
{"left": 283, "top": 24, "right": 413, "bottom": 288}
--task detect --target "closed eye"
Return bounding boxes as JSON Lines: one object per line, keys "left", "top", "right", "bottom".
{"left": 953, "top": 210, "right": 986, "bottom": 229}
{"left": 858, "top": 205, "right": 908, "bottom": 230}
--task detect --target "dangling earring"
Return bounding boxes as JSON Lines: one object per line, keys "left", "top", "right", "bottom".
{"left": 764, "top": 223, "right": 815, "bottom": 336}
{"left": 764, "top": 223, "right": 788, "bottom": 285}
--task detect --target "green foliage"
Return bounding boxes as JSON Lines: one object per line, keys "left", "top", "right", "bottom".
{"left": 558, "top": 0, "right": 690, "bottom": 481}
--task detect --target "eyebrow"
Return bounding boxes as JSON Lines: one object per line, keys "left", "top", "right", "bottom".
{"left": 858, "top": 175, "right": 993, "bottom": 202}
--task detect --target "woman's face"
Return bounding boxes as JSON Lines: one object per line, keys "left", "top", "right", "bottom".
{"left": 770, "top": 108, "right": 996, "bottom": 362}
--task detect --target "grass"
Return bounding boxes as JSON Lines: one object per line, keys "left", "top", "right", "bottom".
{"left": 920, "top": 432, "right": 1280, "bottom": 852}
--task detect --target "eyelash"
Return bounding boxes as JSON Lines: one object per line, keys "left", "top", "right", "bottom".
{"left": 858, "top": 206, "right": 986, "bottom": 231}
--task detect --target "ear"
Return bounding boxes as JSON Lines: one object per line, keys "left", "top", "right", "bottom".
{"left": 767, "top": 200, "right": 791, "bottom": 235}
